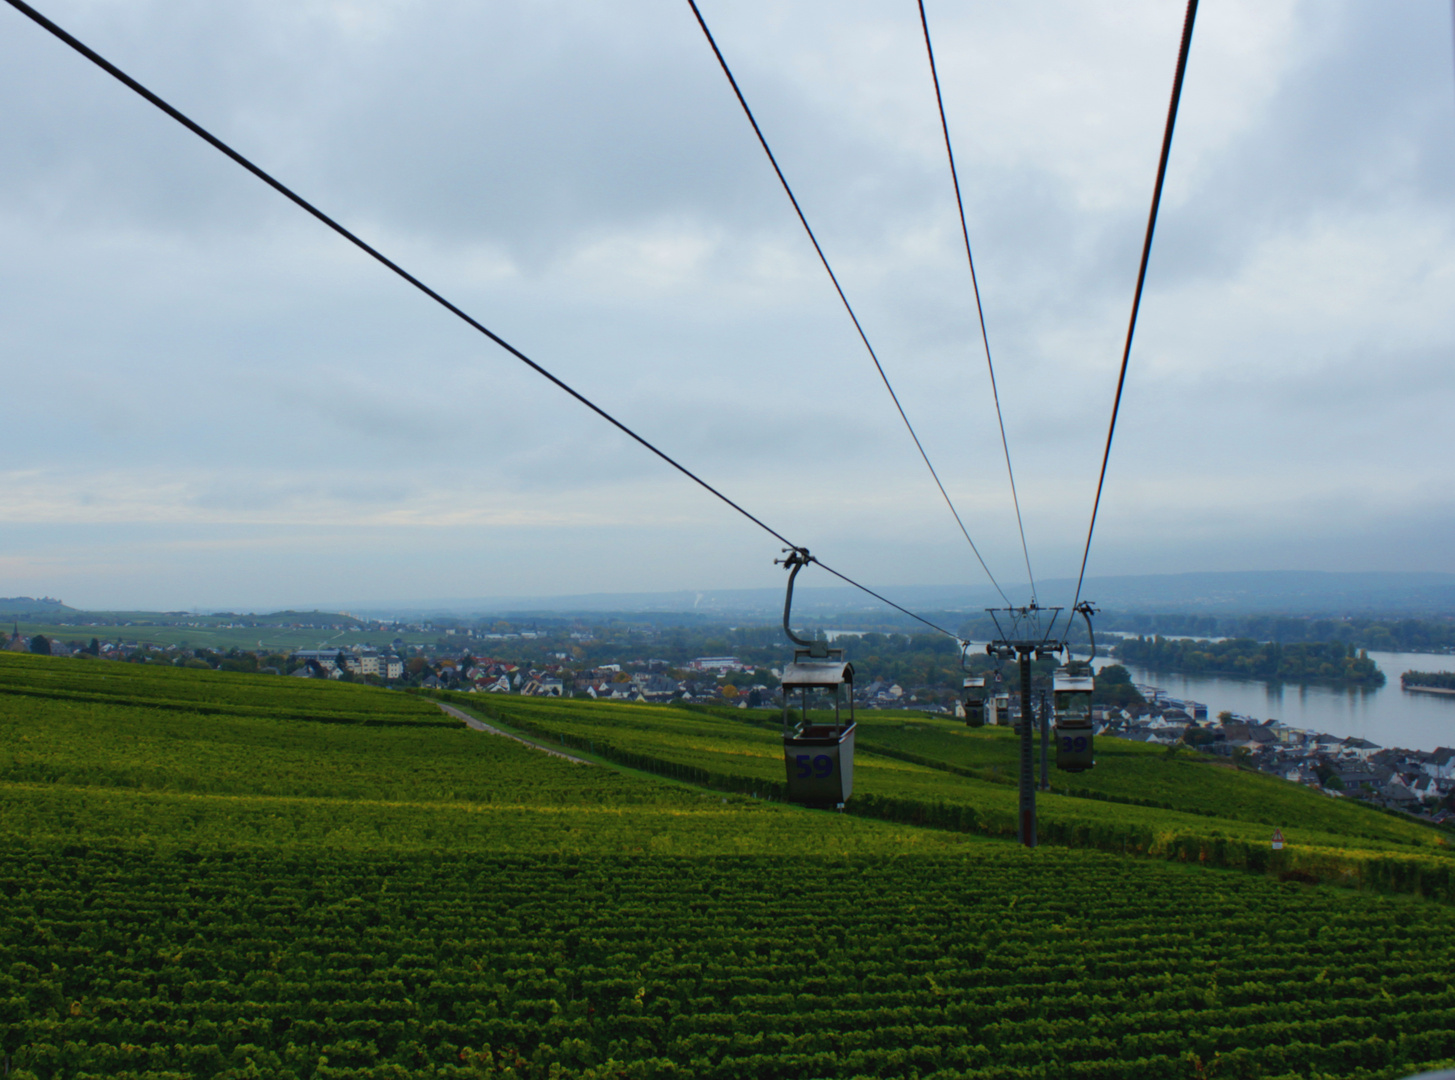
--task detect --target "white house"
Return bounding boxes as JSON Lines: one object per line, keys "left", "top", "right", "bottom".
{"left": 1422, "top": 748, "right": 1455, "bottom": 779}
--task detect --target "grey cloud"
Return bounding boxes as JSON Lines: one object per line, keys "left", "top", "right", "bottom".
{"left": 0, "top": 0, "right": 1451, "bottom": 609}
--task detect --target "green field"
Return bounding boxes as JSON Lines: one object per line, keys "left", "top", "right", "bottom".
{"left": 848, "top": 712, "right": 1440, "bottom": 846}
{"left": 451, "top": 695, "right": 1455, "bottom": 890}
{"left": 4, "top": 653, "right": 1455, "bottom": 1079}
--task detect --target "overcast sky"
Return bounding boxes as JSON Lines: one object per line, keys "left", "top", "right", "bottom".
{"left": 1, "top": 0, "right": 1452, "bottom": 612}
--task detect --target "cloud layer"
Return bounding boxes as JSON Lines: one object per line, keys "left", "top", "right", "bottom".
{"left": 1, "top": 0, "right": 1452, "bottom": 610}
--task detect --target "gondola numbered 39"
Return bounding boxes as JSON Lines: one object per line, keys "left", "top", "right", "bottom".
{"left": 776, "top": 549, "right": 855, "bottom": 808}
{"left": 1052, "top": 667, "right": 1095, "bottom": 771}
{"left": 1052, "top": 601, "right": 1100, "bottom": 772}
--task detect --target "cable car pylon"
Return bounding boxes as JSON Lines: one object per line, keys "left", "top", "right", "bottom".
{"left": 775, "top": 549, "right": 856, "bottom": 809}
{"left": 985, "top": 601, "right": 1098, "bottom": 848}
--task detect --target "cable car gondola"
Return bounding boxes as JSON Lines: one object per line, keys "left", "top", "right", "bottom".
{"left": 962, "top": 676, "right": 986, "bottom": 727}
{"left": 1052, "top": 666, "right": 1095, "bottom": 771}
{"left": 1053, "top": 602, "right": 1099, "bottom": 771}
{"left": 959, "top": 642, "right": 987, "bottom": 727}
{"left": 776, "top": 549, "right": 855, "bottom": 808}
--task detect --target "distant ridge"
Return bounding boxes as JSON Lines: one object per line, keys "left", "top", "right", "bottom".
{"left": 0, "top": 596, "right": 75, "bottom": 617}
{"left": 344, "top": 571, "right": 1455, "bottom": 621}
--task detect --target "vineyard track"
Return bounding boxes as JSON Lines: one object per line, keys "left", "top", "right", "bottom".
{"left": 436, "top": 700, "right": 593, "bottom": 765}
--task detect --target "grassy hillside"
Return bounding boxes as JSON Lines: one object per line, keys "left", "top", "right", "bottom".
{"left": 4, "top": 654, "right": 1455, "bottom": 1079}
{"left": 849, "top": 712, "right": 1435, "bottom": 841}
{"left": 0, "top": 651, "right": 441, "bottom": 724}
{"left": 0, "top": 654, "right": 961, "bottom": 858}
{"left": 452, "top": 695, "right": 1455, "bottom": 893}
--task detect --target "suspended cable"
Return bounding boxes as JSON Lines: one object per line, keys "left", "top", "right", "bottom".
{"left": 916, "top": 0, "right": 1038, "bottom": 608}
{"left": 684, "top": 0, "right": 1010, "bottom": 607}
{"left": 4, "top": 0, "right": 966, "bottom": 643}
{"left": 810, "top": 560, "right": 957, "bottom": 638}
{"left": 1070, "top": 0, "right": 1199, "bottom": 616}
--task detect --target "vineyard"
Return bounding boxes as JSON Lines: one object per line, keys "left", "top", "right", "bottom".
{"left": 455, "top": 695, "right": 1455, "bottom": 897}
{"left": 5, "top": 844, "right": 1455, "bottom": 1080}
{"left": 3, "top": 653, "right": 1455, "bottom": 1078}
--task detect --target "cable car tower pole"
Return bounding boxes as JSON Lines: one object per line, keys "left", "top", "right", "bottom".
{"left": 986, "top": 605, "right": 1061, "bottom": 848}
{"left": 1039, "top": 687, "right": 1050, "bottom": 792}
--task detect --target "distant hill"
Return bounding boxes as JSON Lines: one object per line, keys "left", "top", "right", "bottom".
{"left": 0, "top": 596, "right": 75, "bottom": 617}
{"left": 16, "top": 572, "right": 1454, "bottom": 627}
{"left": 1048, "top": 571, "right": 1455, "bottom": 615}
{"left": 347, "top": 570, "right": 1455, "bottom": 621}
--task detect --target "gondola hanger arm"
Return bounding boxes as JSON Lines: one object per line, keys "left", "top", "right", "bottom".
{"left": 774, "top": 547, "right": 816, "bottom": 650}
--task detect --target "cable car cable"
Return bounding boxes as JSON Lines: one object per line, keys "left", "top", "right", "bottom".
{"left": 809, "top": 558, "right": 958, "bottom": 639}
{"left": 1069, "top": 0, "right": 1199, "bottom": 616}
{"left": 916, "top": 0, "right": 1038, "bottom": 608}
{"left": 685, "top": 0, "right": 1011, "bottom": 606}
{"left": 5, "top": 0, "right": 965, "bottom": 645}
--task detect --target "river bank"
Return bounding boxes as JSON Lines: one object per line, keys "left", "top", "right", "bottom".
{"left": 1110, "top": 637, "right": 1384, "bottom": 689}
{"left": 1109, "top": 649, "right": 1455, "bottom": 753}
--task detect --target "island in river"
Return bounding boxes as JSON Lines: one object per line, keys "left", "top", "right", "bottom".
{"left": 1402, "top": 670, "right": 1455, "bottom": 695}
{"left": 1112, "top": 636, "right": 1385, "bottom": 687}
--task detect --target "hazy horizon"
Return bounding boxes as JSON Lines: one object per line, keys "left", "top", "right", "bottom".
{"left": 10, "top": 569, "right": 1455, "bottom": 621}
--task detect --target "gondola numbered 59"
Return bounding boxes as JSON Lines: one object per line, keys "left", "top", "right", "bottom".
{"left": 782, "top": 654, "right": 855, "bottom": 807}
{"left": 775, "top": 549, "right": 856, "bottom": 808}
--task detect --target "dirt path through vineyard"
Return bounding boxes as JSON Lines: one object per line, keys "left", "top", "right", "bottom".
{"left": 435, "top": 700, "right": 593, "bottom": 764}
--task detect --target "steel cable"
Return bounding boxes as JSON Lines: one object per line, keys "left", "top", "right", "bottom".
{"left": 685, "top": 0, "right": 1010, "bottom": 607}
{"left": 1070, "top": 0, "right": 1199, "bottom": 616}
{"left": 4, "top": 0, "right": 964, "bottom": 642}
{"left": 916, "top": 0, "right": 1039, "bottom": 607}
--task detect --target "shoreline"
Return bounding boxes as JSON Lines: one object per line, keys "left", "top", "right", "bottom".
{"left": 1110, "top": 663, "right": 1385, "bottom": 692}
{"left": 1403, "top": 683, "right": 1455, "bottom": 696}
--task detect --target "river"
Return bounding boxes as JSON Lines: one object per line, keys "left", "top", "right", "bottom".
{"left": 845, "top": 632, "right": 1455, "bottom": 752}
{"left": 1107, "top": 649, "right": 1455, "bottom": 753}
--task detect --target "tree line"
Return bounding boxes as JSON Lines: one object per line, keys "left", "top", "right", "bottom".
{"left": 1402, "top": 670, "right": 1455, "bottom": 690}
{"left": 1113, "top": 636, "right": 1385, "bottom": 687}
{"left": 1096, "top": 613, "right": 1455, "bottom": 653}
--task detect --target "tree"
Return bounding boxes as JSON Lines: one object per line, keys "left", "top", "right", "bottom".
{"left": 1097, "top": 664, "right": 1134, "bottom": 685}
{"left": 1093, "top": 664, "right": 1143, "bottom": 708}
{"left": 28, "top": 634, "right": 50, "bottom": 656}
{"left": 1183, "top": 726, "right": 1216, "bottom": 749}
